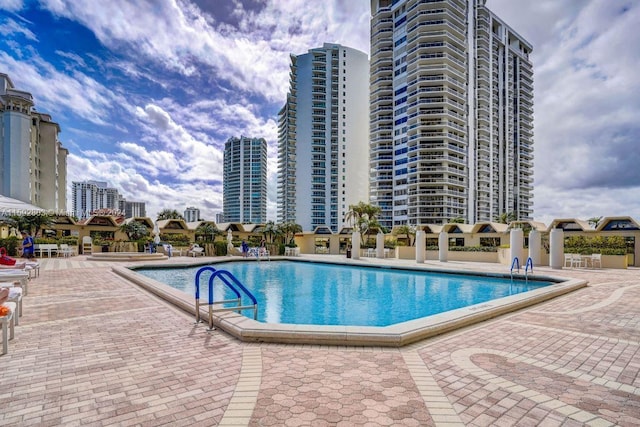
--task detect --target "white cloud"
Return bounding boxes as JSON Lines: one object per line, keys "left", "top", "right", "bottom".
{"left": 0, "top": 51, "right": 129, "bottom": 125}
{"left": 0, "top": 16, "right": 36, "bottom": 40}
{"left": 35, "top": 0, "right": 370, "bottom": 103}
{"left": 0, "top": 0, "right": 23, "bottom": 12}
{"left": 488, "top": 0, "right": 640, "bottom": 223}
{"left": 5, "top": 0, "right": 639, "bottom": 226}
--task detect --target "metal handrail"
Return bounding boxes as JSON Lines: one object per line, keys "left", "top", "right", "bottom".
{"left": 195, "top": 266, "right": 219, "bottom": 322}
{"left": 194, "top": 267, "right": 258, "bottom": 331}
{"left": 510, "top": 257, "right": 520, "bottom": 273}
{"left": 524, "top": 257, "right": 534, "bottom": 281}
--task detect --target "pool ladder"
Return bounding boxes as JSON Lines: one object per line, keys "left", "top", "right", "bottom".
{"left": 194, "top": 266, "right": 258, "bottom": 331}
{"left": 510, "top": 257, "right": 534, "bottom": 282}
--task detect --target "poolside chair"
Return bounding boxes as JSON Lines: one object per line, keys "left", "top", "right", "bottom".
{"left": 590, "top": 253, "right": 602, "bottom": 269}
{"left": 1, "top": 288, "right": 16, "bottom": 355}
{"left": 0, "top": 270, "right": 29, "bottom": 296}
{"left": 187, "top": 244, "right": 205, "bottom": 257}
{"left": 6, "top": 261, "right": 39, "bottom": 278}
{"left": 58, "top": 244, "right": 76, "bottom": 258}
{"left": 564, "top": 253, "right": 584, "bottom": 268}
{"left": 0, "top": 284, "right": 22, "bottom": 325}
{"left": 82, "top": 236, "right": 93, "bottom": 255}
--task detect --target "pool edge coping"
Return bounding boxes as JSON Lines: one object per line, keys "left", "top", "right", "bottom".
{"left": 112, "top": 259, "right": 588, "bottom": 347}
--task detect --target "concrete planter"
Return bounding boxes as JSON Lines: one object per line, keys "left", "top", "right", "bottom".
{"left": 395, "top": 246, "right": 415, "bottom": 259}
{"left": 602, "top": 254, "right": 628, "bottom": 269}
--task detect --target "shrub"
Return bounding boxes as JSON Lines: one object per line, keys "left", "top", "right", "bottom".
{"left": 0, "top": 237, "right": 20, "bottom": 257}
{"left": 425, "top": 245, "right": 498, "bottom": 252}
{"left": 565, "top": 235, "right": 627, "bottom": 255}
{"left": 214, "top": 241, "right": 228, "bottom": 256}
{"left": 58, "top": 236, "right": 78, "bottom": 245}
{"left": 449, "top": 246, "right": 498, "bottom": 252}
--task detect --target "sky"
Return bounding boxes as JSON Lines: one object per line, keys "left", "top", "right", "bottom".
{"left": 0, "top": 0, "right": 638, "bottom": 225}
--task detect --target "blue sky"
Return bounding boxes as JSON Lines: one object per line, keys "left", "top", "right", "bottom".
{"left": 1, "top": 0, "right": 638, "bottom": 225}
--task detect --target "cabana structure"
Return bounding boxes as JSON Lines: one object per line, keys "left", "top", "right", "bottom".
{"left": 546, "top": 217, "right": 639, "bottom": 267}
{"left": 156, "top": 219, "right": 193, "bottom": 242}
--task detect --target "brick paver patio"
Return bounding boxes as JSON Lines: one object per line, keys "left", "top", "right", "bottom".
{"left": 1, "top": 256, "right": 638, "bottom": 426}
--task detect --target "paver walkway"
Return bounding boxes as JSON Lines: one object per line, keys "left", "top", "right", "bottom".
{"left": 1, "top": 256, "right": 638, "bottom": 426}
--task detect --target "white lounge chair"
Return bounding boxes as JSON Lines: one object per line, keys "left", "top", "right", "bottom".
{"left": 1, "top": 288, "right": 16, "bottom": 355}
{"left": 82, "top": 236, "right": 93, "bottom": 255}
{"left": 58, "top": 244, "right": 76, "bottom": 258}
{"left": 590, "top": 253, "right": 602, "bottom": 268}
{"left": 1, "top": 303, "right": 16, "bottom": 355}
{"left": 187, "top": 245, "right": 205, "bottom": 257}
{"left": 0, "top": 270, "right": 29, "bottom": 296}
{"left": 0, "top": 283, "right": 22, "bottom": 326}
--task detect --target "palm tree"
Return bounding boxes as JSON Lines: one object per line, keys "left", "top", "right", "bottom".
{"left": 344, "top": 202, "right": 365, "bottom": 231}
{"left": 263, "top": 220, "right": 279, "bottom": 244}
{"left": 587, "top": 216, "right": 603, "bottom": 228}
{"left": 393, "top": 225, "right": 416, "bottom": 246}
{"left": 344, "top": 202, "right": 382, "bottom": 246}
{"left": 278, "top": 222, "right": 302, "bottom": 246}
{"left": 196, "top": 223, "right": 222, "bottom": 241}
{"left": 449, "top": 217, "right": 466, "bottom": 224}
{"left": 119, "top": 222, "right": 149, "bottom": 241}
{"left": 156, "top": 209, "right": 184, "bottom": 221}
{"left": 494, "top": 212, "right": 516, "bottom": 224}
{"left": 9, "top": 214, "right": 54, "bottom": 237}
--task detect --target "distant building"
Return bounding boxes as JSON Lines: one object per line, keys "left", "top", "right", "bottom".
{"left": 72, "top": 180, "right": 124, "bottom": 218}
{"left": 215, "top": 212, "right": 224, "bottom": 224}
{"left": 122, "top": 201, "right": 146, "bottom": 218}
{"left": 184, "top": 207, "right": 200, "bottom": 222}
{"left": 277, "top": 43, "right": 369, "bottom": 232}
{"left": 0, "top": 73, "right": 68, "bottom": 211}
{"left": 369, "top": 0, "right": 534, "bottom": 226}
{"left": 223, "top": 136, "right": 267, "bottom": 223}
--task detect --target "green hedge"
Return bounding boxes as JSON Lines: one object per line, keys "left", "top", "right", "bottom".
{"left": 214, "top": 241, "right": 228, "bottom": 256}
{"left": 426, "top": 245, "right": 498, "bottom": 252}
{"left": 0, "top": 237, "right": 20, "bottom": 257}
{"left": 450, "top": 246, "right": 498, "bottom": 252}
{"left": 564, "top": 247, "right": 626, "bottom": 256}
{"left": 565, "top": 236, "right": 627, "bottom": 255}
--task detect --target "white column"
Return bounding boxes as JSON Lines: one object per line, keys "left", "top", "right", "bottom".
{"left": 415, "top": 230, "right": 425, "bottom": 263}
{"left": 438, "top": 232, "right": 448, "bottom": 262}
{"left": 510, "top": 228, "right": 524, "bottom": 266}
{"left": 549, "top": 228, "right": 564, "bottom": 269}
{"left": 528, "top": 229, "right": 541, "bottom": 266}
{"left": 352, "top": 231, "right": 361, "bottom": 260}
{"left": 376, "top": 232, "right": 384, "bottom": 258}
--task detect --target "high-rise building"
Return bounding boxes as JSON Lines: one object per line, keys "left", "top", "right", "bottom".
{"left": 223, "top": 136, "right": 267, "bottom": 223}
{"left": 369, "top": 0, "right": 534, "bottom": 227}
{"left": 215, "top": 212, "right": 224, "bottom": 224}
{"left": 0, "top": 73, "right": 68, "bottom": 211}
{"left": 72, "top": 180, "right": 124, "bottom": 218}
{"left": 184, "top": 206, "right": 200, "bottom": 223}
{"left": 122, "top": 201, "right": 146, "bottom": 218}
{"left": 277, "top": 43, "right": 370, "bottom": 232}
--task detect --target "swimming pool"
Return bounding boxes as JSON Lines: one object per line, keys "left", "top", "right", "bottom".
{"left": 117, "top": 259, "right": 586, "bottom": 346}
{"left": 136, "top": 261, "right": 552, "bottom": 327}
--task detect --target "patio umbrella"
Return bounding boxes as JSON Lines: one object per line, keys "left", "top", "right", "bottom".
{"left": 153, "top": 223, "right": 160, "bottom": 244}
{"left": 0, "top": 194, "right": 45, "bottom": 215}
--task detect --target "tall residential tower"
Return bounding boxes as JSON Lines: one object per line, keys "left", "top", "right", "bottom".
{"left": 369, "top": 0, "right": 534, "bottom": 228}
{"left": 277, "top": 43, "right": 369, "bottom": 232}
{"left": 1, "top": 73, "right": 68, "bottom": 211}
{"left": 223, "top": 136, "right": 267, "bottom": 223}
{"left": 71, "top": 180, "right": 124, "bottom": 218}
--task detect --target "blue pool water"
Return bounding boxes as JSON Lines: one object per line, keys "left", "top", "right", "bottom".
{"left": 136, "top": 261, "right": 552, "bottom": 327}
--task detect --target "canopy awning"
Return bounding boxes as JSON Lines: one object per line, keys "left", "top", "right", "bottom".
{"left": 0, "top": 195, "right": 46, "bottom": 215}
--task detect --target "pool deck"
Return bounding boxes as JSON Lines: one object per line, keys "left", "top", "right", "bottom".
{"left": 1, "top": 255, "right": 638, "bottom": 426}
